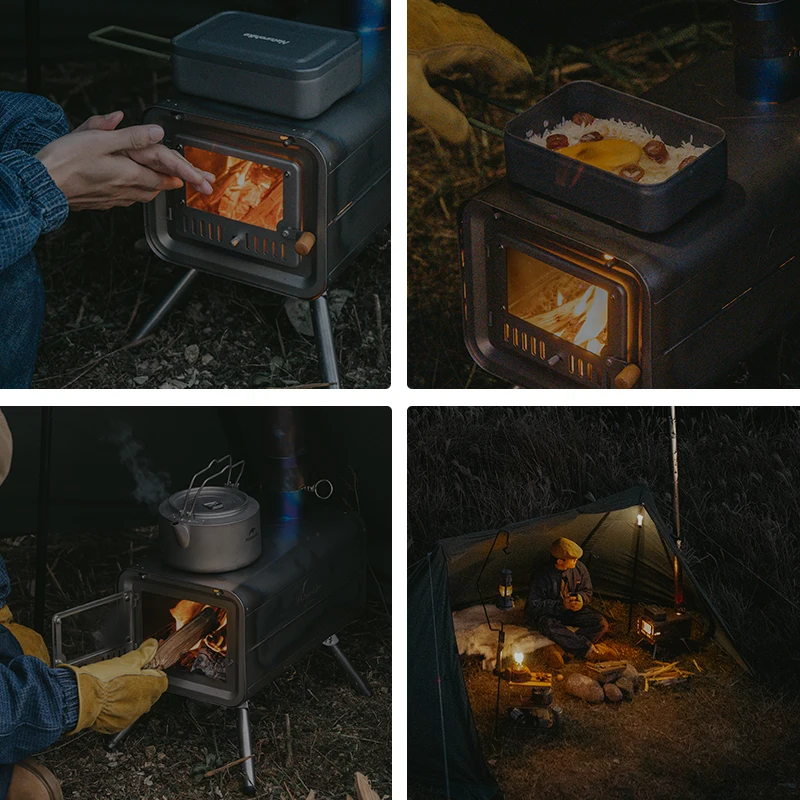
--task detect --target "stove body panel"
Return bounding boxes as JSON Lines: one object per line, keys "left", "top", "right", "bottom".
{"left": 461, "top": 49, "right": 800, "bottom": 388}
{"left": 144, "top": 40, "right": 390, "bottom": 299}
{"left": 119, "top": 508, "right": 366, "bottom": 708}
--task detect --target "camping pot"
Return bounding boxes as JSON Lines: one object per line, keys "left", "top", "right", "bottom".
{"left": 731, "top": 0, "right": 800, "bottom": 101}
{"left": 158, "top": 455, "right": 261, "bottom": 573}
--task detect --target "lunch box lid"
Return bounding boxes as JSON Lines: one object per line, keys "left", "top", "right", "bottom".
{"left": 172, "top": 11, "right": 361, "bottom": 82}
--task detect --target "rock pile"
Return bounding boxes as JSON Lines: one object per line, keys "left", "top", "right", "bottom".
{"left": 563, "top": 662, "right": 642, "bottom": 704}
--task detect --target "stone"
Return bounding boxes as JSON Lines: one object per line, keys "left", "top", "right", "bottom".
{"left": 604, "top": 683, "right": 623, "bottom": 703}
{"left": 184, "top": 344, "right": 200, "bottom": 364}
{"left": 564, "top": 673, "right": 604, "bottom": 704}
{"left": 620, "top": 664, "right": 641, "bottom": 692}
{"left": 616, "top": 677, "right": 635, "bottom": 701}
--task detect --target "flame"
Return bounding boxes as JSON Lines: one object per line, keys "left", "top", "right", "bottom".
{"left": 513, "top": 651, "right": 524, "bottom": 666}
{"left": 184, "top": 146, "right": 284, "bottom": 231}
{"left": 519, "top": 282, "right": 608, "bottom": 354}
{"left": 168, "top": 599, "right": 228, "bottom": 659}
{"left": 506, "top": 248, "right": 610, "bottom": 357}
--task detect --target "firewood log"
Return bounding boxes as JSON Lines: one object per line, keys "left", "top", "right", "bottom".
{"left": 148, "top": 607, "right": 220, "bottom": 670}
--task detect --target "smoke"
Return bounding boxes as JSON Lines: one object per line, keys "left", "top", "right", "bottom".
{"left": 108, "top": 423, "right": 170, "bottom": 510}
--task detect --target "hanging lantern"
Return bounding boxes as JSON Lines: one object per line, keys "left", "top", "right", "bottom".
{"left": 497, "top": 568, "right": 514, "bottom": 610}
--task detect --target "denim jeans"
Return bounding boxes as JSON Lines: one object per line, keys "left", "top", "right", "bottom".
{"left": 0, "top": 92, "right": 70, "bottom": 388}
{"left": 0, "top": 553, "right": 79, "bottom": 800}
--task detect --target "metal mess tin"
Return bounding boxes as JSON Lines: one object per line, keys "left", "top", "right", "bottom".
{"left": 504, "top": 81, "right": 728, "bottom": 233}
{"left": 172, "top": 11, "right": 362, "bottom": 119}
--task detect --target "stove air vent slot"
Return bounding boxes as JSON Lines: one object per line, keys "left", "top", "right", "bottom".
{"left": 245, "top": 234, "right": 288, "bottom": 262}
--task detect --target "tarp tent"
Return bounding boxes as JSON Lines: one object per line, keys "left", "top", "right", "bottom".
{"left": 408, "top": 486, "right": 753, "bottom": 800}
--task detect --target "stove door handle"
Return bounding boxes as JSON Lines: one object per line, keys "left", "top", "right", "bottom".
{"left": 294, "top": 231, "right": 316, "bottom": 256}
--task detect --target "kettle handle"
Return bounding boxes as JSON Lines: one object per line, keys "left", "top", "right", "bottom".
{"left": 173, "top": 522, "right": 191, "bottom": 549}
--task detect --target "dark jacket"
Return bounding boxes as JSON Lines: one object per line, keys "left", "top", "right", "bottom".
{"left": 0, "top": 554, "right": 79, "bottom": 799}
{"left": 524, "top": 560, "right": 594, "bottom": 627}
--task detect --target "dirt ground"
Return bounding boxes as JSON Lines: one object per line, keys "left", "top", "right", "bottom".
{"left": 407, "top": 19, "right": 800, "bottom": 389}
{"left": 459, "top": 600, "right": 800, "bottom": 800}
{"left": 1, "top": 528, "right": 391, "bottom": 800}
{"left": 0, "top": 59, "right": 390, "bottom": 389}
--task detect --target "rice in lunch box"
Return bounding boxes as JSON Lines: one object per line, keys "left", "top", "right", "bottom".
{"left": 526, "top": 115, "right": 709, "bottom": 184}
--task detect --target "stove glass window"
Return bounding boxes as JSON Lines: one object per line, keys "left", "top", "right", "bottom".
{"left": 506, "top": 246, "right": 608, "bottom": 355}
{"left": 141, "top": 593, "right": 230, "bottom": 682}
{"left": 184, "top": 146, "right": 285, "bottom": 231}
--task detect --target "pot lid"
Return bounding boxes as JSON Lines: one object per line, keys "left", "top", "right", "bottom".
{"left": 167, "top": 486, "right": 251, "bottom": 520}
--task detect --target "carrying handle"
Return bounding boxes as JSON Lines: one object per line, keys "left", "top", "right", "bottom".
{"left": 88, "top": 25, "right": 172, "bottom": 62}
{"left": 181, "top": 455, "right": 233, "bottom": 519}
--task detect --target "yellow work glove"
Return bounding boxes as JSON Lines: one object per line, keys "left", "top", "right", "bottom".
{"left": 61, "top": 639, "right": 168, "bottom": 734}
{"left": 0, "top": 605, "right": 51, "bottom": 665}
{"left": 408, "top": 0, "right": 532, "bottom": 144}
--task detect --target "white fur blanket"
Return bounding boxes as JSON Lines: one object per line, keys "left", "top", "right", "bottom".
{"left": 452, "top": 604, "right": 552, "bottom": 671}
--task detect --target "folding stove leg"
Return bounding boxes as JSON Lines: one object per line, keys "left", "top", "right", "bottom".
{"left": 132, "top": 268, "right": 200, "bottom": 341}
{"left": 310, "top": 293, "right": 341, "bottom": 389}
{"left": 322, "top": 634, "right": 372, "bottom": 697}
{"left": 236, "top": 701, "right": 257, "bottom": 796}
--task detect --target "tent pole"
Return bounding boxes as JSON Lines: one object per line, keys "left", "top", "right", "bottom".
{"left": 627, "top": 508, "right": 643, "bottom": 633}
{"left": 670, "top": 407, "right": 684, "bottom": 607}
{"left": 427, "top": 554, "right": 451, "bottom": 800}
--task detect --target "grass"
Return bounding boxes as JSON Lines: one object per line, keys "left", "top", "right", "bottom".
{"left": 0, "top": 58, "right": 390, "bottom": 388}
{"left": 2, "top": 527, "right": 391, "bottom": 799}
{"left": 408, "top": 407, "right": 800, "bottom": 799}
{"left": 407, "top": 14, "right": 800, "bottom": 388}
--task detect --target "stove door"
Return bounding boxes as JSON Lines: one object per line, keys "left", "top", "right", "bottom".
{"left": 172, "top": 135, "right": 304, "bottom": 269}
{"left": 52, "top": 592, "right": 136, "bottom": 667}
{"left": 461, "top": 197, "right": 642, "bottom": 388}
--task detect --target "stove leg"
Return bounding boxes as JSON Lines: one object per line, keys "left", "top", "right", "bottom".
{"left": 310, "top": 294, "right": 341, "bottom": 389}
{"left": 105, "top": 720, "right": 137, "bottom": 752}
{"left": 322, "top": 634, "right": 372, "bottom": 697}
{"left": 236, "top": 701, "right": 257, "bottom": 796}
{"left": 132, "top": 268, "right": 200, "bottom": 341}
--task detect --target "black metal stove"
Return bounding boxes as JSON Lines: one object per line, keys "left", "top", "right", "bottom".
{"left": 52, "top": 507, "right": 369, "bottom": 795}
{"left": 460, "top": 49, "right": 800, "bottom": 388}
{"left": 133, "top": 40, "right": 390, "bottom": 389}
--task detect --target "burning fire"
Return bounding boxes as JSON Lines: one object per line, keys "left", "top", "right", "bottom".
{"left": 184, "top": 146, "right": 284, "bottom": 230}
{"left": 507, "top": 247, "right": 610, "bottom": 355}
{"left": 169, "top": 599, "right": 228, "bottom": 658}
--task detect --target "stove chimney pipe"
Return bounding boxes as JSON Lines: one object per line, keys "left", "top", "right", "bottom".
{"left": 731, "top": 0, "right": 800, "bottom": 102}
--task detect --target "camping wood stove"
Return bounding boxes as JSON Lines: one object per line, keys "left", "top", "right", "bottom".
{"left": 637, "top": 605, "right": 692, "bottom": 658}
{"left": 137, "top": 46, "right": 390, "bottom": 388}
{"left": 460, "top": 49, "right": 800, "bottom": 388}
{"left": 52, "top": 507, "right": 369, "bottom": 795}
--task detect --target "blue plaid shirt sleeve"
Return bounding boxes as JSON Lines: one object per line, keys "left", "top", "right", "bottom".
{"left": 0, "top": 92, "right": 69, "bottom": 155}
{"left": 0, "top": 151, "right": 69, "bottom": 270}
{"left": 0, "top": 556, "right": 79, "bottom": 770}
{"left": 0, "top": 93, "right": 70, "bottom": 271}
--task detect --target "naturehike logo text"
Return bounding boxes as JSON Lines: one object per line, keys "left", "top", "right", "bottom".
{"left": 243, "top": 33, "right": 290, "bottom": 45}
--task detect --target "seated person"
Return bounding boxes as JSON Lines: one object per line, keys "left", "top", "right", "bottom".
{"left": 524, "top": 537, "right": 610, "bottom": 666}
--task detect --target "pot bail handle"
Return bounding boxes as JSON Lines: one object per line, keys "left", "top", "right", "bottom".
{"left": 226, "top": 459, "right": 246, "bottom": 488}
{"left": 181, "top": 455, "right": 233, "bottom": 519}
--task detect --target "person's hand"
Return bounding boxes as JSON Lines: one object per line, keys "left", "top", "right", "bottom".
{"left": 74, "top": 111, "right": 215, "bottom": 196}
{"left": 61, "top": 639, "right": 168, "bottom": 734}
{"left": 563, "top": 594, "right": 583, "bottom": 612}
{"left": 36, "top": 122, "right": 211, "bottom": 211}
{"left": 407, "top": 0, "right": 532, "bottom": 144}
{"left": 0, "top": 605, "right": 51, "bottom": 664}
